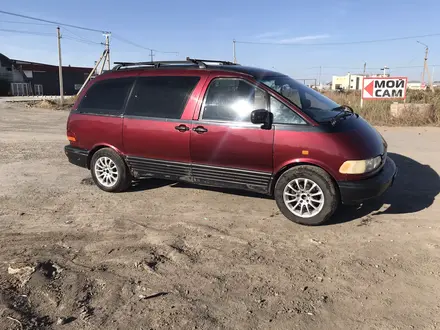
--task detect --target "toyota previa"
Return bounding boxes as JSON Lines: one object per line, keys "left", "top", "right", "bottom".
{"left": 65, "top": 58, "right": 397, "bottom": 225}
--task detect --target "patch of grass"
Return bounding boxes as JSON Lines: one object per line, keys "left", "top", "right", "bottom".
{"left": 323, "top": 89, "right": 440, "bottom": 126}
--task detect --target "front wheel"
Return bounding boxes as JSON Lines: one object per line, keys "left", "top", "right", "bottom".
{"left": 274, "top": 165, "right": 339, "bottom": 225}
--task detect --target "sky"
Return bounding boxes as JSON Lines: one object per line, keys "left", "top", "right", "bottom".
{"left": 1, "top": 0, "right": 440, "bottom": 83}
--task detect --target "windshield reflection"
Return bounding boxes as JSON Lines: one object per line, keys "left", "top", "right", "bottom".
{"left": 260, "top": 76, "right": 342, "bottom": 122}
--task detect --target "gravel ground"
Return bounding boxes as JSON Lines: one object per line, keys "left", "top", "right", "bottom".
{"left": 0, "top": 103, "right": 439, "bottom": 330}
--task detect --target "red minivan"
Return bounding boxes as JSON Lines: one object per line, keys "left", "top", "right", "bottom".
{"left": 65, "top": 58, "right": 397, "bottom": 225}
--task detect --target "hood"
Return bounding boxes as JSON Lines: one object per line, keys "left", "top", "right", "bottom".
{"left": 330, "top": 115, "right": 386, "bottom": 160}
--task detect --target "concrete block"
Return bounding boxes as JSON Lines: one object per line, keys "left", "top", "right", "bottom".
{"left": 390, "top": 103, "right": 435, "bottom": 119}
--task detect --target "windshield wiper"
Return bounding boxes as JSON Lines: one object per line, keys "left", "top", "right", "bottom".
{"left": 330, "top": 105, "right": 357, "bottom": 126}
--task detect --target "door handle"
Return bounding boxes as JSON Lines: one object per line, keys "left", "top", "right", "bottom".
{"left": 174, "top": 124, "right": 190, "bottom": 132}
{"left": 192, "top": 126, "right": 208, "bottom": 134}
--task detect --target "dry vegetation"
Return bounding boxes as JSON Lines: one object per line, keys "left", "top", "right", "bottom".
{"left": 24, "top": 96, "right": 77, "bottom": 111}
{"left": 324, "top": 89, "right": 440, "bottom": 126}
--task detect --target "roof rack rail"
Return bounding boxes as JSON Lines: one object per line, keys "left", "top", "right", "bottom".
{"left": 112, "top": 58, "right": 239, "bottom": 71}
{"left": 186, "top": 57, "right": 237, "bottom": 67}
{"left": 112, "top": 60, "right": 196, "bottom": 70}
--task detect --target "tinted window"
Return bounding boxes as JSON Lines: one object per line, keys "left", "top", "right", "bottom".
{"left": 202, "top": 78, "right": 267, "bottom": 122}
{"left": 125, "top": 76, "right": 200, "bottom": 119}
{"left": 78, "top": 78, "right": 134, "bottom": 115}
{"left": 270, "top": 97, "right": 306, "bottom": 125}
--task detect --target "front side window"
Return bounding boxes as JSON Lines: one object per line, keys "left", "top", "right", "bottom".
{"left": 78, "top": 78, "right": 134, "bottom": 115}
{"left": 125, "top": 76, "right": 200, "bottom": 119}
{"left": 270, "top": 97, "right": 306, "bottom": 125}
{"left": 260, "top": 76, "right": 341, "bottom": 122}
{"left": 202, "top": 78, "right": 267, "bottom": 122}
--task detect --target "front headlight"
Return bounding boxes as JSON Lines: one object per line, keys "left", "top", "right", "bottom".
{"left": 339, "top": 156, "right": 382, "bottom": 174}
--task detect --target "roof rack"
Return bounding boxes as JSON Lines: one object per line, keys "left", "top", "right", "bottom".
{"left": 112, "top": 57, "right": 238, "bottom": 71}
{"left": 112, "top": 60, "right": 194, "bottom": 70}
{"left": 185, "top": 57, "right": 237, "bottom": 68}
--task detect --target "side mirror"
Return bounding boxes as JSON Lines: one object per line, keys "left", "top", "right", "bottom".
{"left": 251, "top": 109, "right": 273, "bottom": 130}
{"left": 302, "top": 99, "right": 311, "bottom": 109}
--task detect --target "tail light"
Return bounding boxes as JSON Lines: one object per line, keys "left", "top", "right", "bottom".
{"left": 67, "top": 131, "right": 76, "bottom": 142}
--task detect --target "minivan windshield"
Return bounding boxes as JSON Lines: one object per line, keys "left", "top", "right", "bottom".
{"left": 260, "top": 75, "right": 343, "bottom": 122}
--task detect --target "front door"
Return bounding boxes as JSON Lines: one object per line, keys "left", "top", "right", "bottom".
{"left": 190, "top": 77, "right": 274, "bottom": 194}
{"left": 122, "top": 75, "right": 201, "bottom": 180}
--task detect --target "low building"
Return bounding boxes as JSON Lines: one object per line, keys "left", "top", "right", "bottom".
{"left": 331, "top": 73, "right": 365, "bottom": 91}
{"left": 407, "top": 81, "right": 440, "bottom": 90}
{"left": 0, "top": 53, "right": 26, "bottom": 95}
{"left": 407, "top": 81, "right": 422, "bottom": 90}
{"left": 0, "top": 53, "right": 91, "bottom": 96}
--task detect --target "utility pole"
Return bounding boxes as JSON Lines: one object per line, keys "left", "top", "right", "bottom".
{"left": 318, "top": 66, "right": 322, "bottom": 89}
{"left": 233, "top": 39, "right": 237, "bottom": 64}
{"left": 363, "top": 62, "right": 367, "bottom": 75}
{"left": 104, "top": 33, "right": 111, "bottom": 70}
{"left": 417, "top": 41, "right": 433, "bottom": 90}
{"left": 56, "top": 26, "right": 64, "bottom": 106}
{"left": 150, "top": 49, "right": 154, "bottom": 62}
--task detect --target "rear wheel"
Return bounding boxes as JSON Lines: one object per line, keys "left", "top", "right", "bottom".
{"left": 274, "top": 165, "right": 339, "bottom": 225}
{"left": 91, "top": 148, "right": 131, "bottom": 192}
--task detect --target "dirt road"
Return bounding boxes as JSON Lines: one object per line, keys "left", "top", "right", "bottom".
{"left": 0, "top": 103, "right": 439, "bottom": 330}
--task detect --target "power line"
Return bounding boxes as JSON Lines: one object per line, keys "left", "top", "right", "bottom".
{"left": 236, "top": 32, "right": 440, "bottom": 46}
{"left": 62, "top": 26, "right": 102, "bottom": 45}
{"left": 0, "top": 28, "right": 54, "bottom": 36}
{"left": 0, "top": 27, "right": 101, "bottom": 46}
{"left": 0, "top": 10, "right": 108, "bottom": 33}
{"left": 0, "top": 10, "right": 179, "bottom": 55}
{"left": 112, "top": 33, "right": 179, "bottom": 54}
{"left": 305, "top": 65, "right": 440, "bottom": 71}
{"left": 0, "top": 26, "right": 101, "bottom": 46}
{"left": 0, "top": 19, "right": 53, "bottom": 26}
{"left": 63, "top": 36, "right": 102, "bottom": 46}
{"left": 306, "top": 66, "right": 383, "bottom": 70}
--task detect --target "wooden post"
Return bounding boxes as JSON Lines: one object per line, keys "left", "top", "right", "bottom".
{"left": 57, "top": 27, "right": 64, "bottom": 106}
{"left": 77, "top": 50, "right": 107, "bottom": 96}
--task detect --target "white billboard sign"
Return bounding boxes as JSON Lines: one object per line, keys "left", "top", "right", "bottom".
{"left": 362, "top": 77, "right": 408, "bottom": 100}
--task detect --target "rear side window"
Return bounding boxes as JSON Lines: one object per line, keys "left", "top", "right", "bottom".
{"left": 78, "top": 78, "right": 134, "bottom": 115}
{"left": 125, "top": 76, "right": 200, "bottom": 119}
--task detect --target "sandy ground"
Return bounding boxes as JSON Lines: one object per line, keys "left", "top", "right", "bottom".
{"left": 0, "top": 102, "right": 439, "bottom": 330}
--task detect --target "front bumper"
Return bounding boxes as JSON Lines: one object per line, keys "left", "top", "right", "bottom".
{"left": 64, "top": 145, "right": 89, "bottom": 169}
{"left": 338, "top": 156, "right": 397, "bottom": 205}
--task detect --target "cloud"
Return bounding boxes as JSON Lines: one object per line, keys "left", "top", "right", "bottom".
{"left": 277, "top": 34, "right": 330, "bottom": 44}
{"left": 254, "top": 30, "right": 287, "bottom": 39}
{"left": 252, "top": 31, "right": 330, "bottom": 44}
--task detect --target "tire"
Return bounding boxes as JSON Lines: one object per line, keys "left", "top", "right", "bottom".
{"left": 274, "top": 165, "right": 339, "bottom": 226}
{"left": 90, "top": 148, "right": 132, "bottom": 192}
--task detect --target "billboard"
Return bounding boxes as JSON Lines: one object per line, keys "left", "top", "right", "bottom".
{"left": 362, "top": 77, "right": 408, "bottom": 100}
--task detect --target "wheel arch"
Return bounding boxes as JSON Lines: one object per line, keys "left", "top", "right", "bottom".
{"left": 270, "top": 161, "right": 340, "bottom": 196}
{"left": 87, "top": 144, "right": 125, "bottom": 169}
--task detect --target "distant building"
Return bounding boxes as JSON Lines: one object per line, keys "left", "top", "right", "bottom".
{"left": 331, "top": 72, "right": 391, "bottom": 91}
{"left": 332, "top": 73, "right": 365, "bottom": 91}
{"left": 0, "top": 53, "right": 91, "bottom": 96}
{"left": 407, "top": 81, "right": 440, "bottom": 89}
{"left": 407, "top": 81, "right": 422, "bottom": 90}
